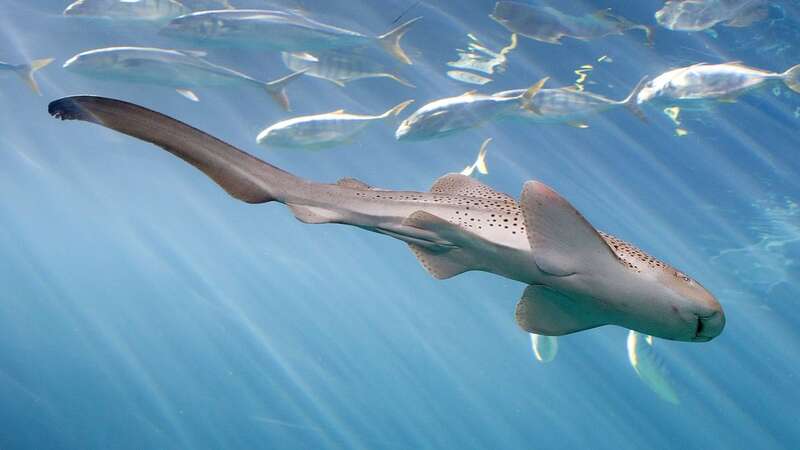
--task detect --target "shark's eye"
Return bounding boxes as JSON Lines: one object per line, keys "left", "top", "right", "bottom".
{"left": 675, "top": 271, "right": 691, "bottom": 283}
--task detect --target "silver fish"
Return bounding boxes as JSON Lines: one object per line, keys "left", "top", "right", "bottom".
{"left": 257, "top": 100, "right": 413, "bottom": 149}
{"left": 63, "top": 0, "right": 189, "bottom": 21}
{"left": 490, "top": 2, "right": 652, "bottom": 45}
{"left": 181, "top": 0, "right": 305, "bottom": 11}
{"left": 627, "top": 331, "right": 680, "bottom": 404}
{"left": 395, "top": 78, "right": 547, "bottom": 141}
{"left": 161, "top": 9, "right": 421, "bottom": 65}
{"left": 446, "top": 70, "right": 493, "bottom": 86}
{"left": 656, "top": 0, "right": 768, "bottom": 31}
{"left": 49, "top": 96, "right": 726, "bottom": 343}
{"left": 62, "top": 46, "right": 304, "bottom": 110}
{"left": 0, "top": 58, "right": 53, "bottom": 95}
{"left": 637, "top": 62, "right": 800, "bottom": 106}
{"left": 282, "top": 50, "right": 414, "bottom": 87}
{"left": 497, "top": 77, "right": 648, "bottom": 126}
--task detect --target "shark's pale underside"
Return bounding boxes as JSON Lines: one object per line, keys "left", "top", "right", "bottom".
{"left": 48, "top": 96, "right": 725, "bottom": 342}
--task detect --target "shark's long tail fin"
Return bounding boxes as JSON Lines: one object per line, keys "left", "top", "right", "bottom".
{"left": 14, "top": 58, "right": 54, "bottom": 95}
{"left": 265, "top": 69, "right": 307, "bottom": 111}
{"left": 620, "top": 76, "right": 649, "bottom": 122}
{"left": 782, "top": 64, "right": 800, "bottom": 93}
{"left": 377, "top": 17, "right": 422, "bottom": 65}
{"left": 48, "top": 96, "right": 303, "bottom": 204}
{"left": 379, "top": 99, "right": 414, "bottom": 119}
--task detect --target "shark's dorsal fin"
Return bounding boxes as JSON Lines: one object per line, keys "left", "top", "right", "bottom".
{"left": 430, "top": 173, "right": 515, "bottom": 202}
{"left": 515, "top": 285, "right": 609, "bottom": 335}
{"left": 520, "top": 181, "right": 621, "bottom": 277}
{"left": 402, "top": 210, "right": 478, "bottom": 279}
{"left": 336, "top": 177, "right": 372, "bottom": 189}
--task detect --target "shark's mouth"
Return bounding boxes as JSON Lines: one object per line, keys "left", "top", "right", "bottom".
{"left": 695, "top": 316, "right": 705, "bottom": 339}
{"left": 693, "top": 311, "right": 723, "bottom": 342}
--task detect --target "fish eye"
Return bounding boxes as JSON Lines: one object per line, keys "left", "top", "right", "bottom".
{"left": 675, "top": 271, "right": 692, "bottom": 283}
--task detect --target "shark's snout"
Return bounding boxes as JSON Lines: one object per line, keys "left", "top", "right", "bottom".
{"left": 692, "top": 310, "right": 725, "bottom": 342}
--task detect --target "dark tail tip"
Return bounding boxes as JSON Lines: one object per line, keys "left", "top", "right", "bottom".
{"left": 49, "top": 97, "right": 82, "bottom": 120}
{"left": 49, "top": 96, "right": 104, "bottom": 122}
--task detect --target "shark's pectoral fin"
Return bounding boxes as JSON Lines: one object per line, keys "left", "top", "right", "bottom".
{"left": 515, "top": 285, "right": 608, "bottom": 335}
{"left": 401, "top": 210, "right": 480, "bottom": 279}
{"left": 520, "top": 181, "right": 621, "bottom": 277}
{"left": 430, "top": 173, "right": 515, "bottom": 202}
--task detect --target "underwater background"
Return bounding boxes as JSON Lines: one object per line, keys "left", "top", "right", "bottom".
{"left": 1, "top": 0, "right": 799, "bottom": 448}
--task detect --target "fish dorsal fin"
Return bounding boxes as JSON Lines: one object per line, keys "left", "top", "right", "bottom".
{"left": 402, "top": 210, "right": 479, "bottom": 279}
{"left": 520, "top": 181, "right": 621, "bottom": 277}
{"left": 329, "top": 109, "right": 346, "bottom": 114}
{"left": 430, "top": 173, "right": 514, "bottom": 202}
{"left": 462, "top": 89, "right": 478, "bottom": 96}
{"left": 336, "top": 177, "right": 372, "bottom": 189}
{"left": 515, "top": 285, "right": 609, "bottom": 335}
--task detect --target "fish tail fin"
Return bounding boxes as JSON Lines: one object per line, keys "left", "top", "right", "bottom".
{"left": 474, "top": 137, "right": 490, "bottom": 175}
{"left": 377, "top": 17, "right": 422, "bottom": 65}
{"left": 388, "top": 73, "right": 416, "bottom": 88}
{"left": 48, "top": 96, "right": 304, "bottom": 204}
{"left": 621, "top": 75, "right": 649, "bottom": 123}
{"left": 265, "top": 69, "right": 307, "bottom": 111}
{"left": 460, "top": 138, "right": 491, "bottom": 176}
{"left": 380, "top": 99, "right": 414, "bottom": 118}
{"left": 519, "top": 77, "right": 548, "bottom": 112}
{"left": 14, "top": 57, "right": 54, "bottom": 95}
{"left": 631, "top": 24, "right": 653, "bottom": 46}
{"left": 782, "top": 64, "right": 800, "bottom": 93}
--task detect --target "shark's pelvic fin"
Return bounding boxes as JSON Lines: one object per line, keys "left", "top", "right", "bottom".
{"left": 430, "top": 173, "right": 515, "bottom": 202}
{"left": 286, "top": 204, "right": 338, "bottom": 224}
{"left": 520, "top": 181, "right": 620, "bottom": 277}
{"left": 515, "top": 285, "right": 607, "bottom": 335}
{"left": 402, "top": 210, "right": 479, "bottom": 279}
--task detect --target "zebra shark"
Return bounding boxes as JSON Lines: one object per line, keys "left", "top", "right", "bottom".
{"left": 47, "top": 96, "right": 725, "bottom": 343}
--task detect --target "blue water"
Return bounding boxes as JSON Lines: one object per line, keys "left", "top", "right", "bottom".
{"left": 1, "top": 1, "right": 799, "bottom": 449}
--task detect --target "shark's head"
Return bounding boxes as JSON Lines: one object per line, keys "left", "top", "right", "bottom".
{"left": 597, "top": 233, "right": 725, "bottom": 342}
{"left": 518, "top": 181, "right": 725, "bottom": 343}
